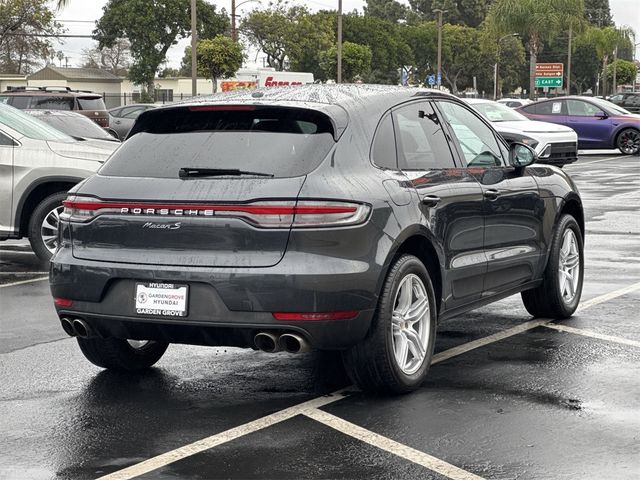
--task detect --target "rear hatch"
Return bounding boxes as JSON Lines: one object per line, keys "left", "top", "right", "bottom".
{"left": 76, "top": 96, "right": 109, "bottom": 128}
{"left": 66, "top": 105, "right": 337, "bottom": 268}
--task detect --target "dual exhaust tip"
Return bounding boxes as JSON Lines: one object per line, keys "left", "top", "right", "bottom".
{"left": 254, "top": 332, "right": 310, "bottom": 354}
{"left": 60, "top": 317, "right": 92, "bottom": 338}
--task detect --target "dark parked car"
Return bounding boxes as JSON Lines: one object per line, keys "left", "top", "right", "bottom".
{"left": 608, "top": 92, "right": 640, "bottom": 114}
{"left": 517, "top": 96, "right": 640, "bottom": 155}
{"left": 0, "top": 87, "right": 109, "bottom": 128}
{"left": 50, "top": 85, "right": 585, "bottom": 394}
{"left": 108, "top": 104, "right": 156, "bottom": 139}
{"left": 26, "top": 110, "right": 120, "bottom": 144}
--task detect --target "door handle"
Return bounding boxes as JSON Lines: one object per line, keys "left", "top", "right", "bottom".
{"left": 484, "top": 189, "right": 500, "bottom": 200}
{"left": 115, "top": 120, "right": 121, "bottom": 125}
{"left": 421, "top": 195, "right": 441, "bottom": 207}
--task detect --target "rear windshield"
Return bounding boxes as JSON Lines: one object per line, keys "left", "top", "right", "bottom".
{"left": 33, "top": 113, "right": 113, "bottom": 140}
{"left": 101, "top": 106, "right": 335, "bottom": 178}
{"left": 30, "top": 96, "right": 74, "bottom": 110}
{"left": 77, "top": 97, "right": 106, "bottom": 111}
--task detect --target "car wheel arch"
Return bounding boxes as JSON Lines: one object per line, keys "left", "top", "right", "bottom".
{"left": 378, "top": 228, "right": 444, "bottom": 317}
{"left": 558, "top": 194, "right": 585, "bottom": 240}
{"left": 613, "top": 126, "right": 640, "bottom": 150}
{"left": 16, "top": 177, "right": 82, "bottom": 236}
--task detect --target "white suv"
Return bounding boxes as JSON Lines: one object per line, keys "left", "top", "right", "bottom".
{"left": 0, "top": 104, "right": 118, "bottom": 260}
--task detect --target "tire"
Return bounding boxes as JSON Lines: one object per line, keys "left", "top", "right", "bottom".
{"left": 77, "top": 338, "right": 169, "bottom": 371}
{"left": 343, "top": 254, "right": 437, "bottom": 394}
{"left": 28, "top": 191, "right": 68, "bottom": 262}
{"left": 616, "top": 128, "right": 640, "bottom": 155}
{"left": 521, "top": 214, "right": 584, "bottom": 319}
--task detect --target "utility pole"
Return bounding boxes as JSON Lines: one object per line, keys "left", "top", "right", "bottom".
{"left": 612, "top": 45, "right": 618, "bottom": 94}
{"left": 191, "top": 0, "right": 197, "bottom": 97}
{"left": 337, "top": 0, "right": 342, "bottom": 83}
{"left": 231, "top": 0, "right": 237, "bottom": 41}
{"left": 433, "top": 9, "right": 445, "bottom": 88}
{"left": 567, "top": 24, "right": 572, "bottom": 95}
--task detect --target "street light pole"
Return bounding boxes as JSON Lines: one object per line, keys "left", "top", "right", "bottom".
{"left": 231, "top": 0, "right": 236, "bottom": 41}
{"left": 494, "top": 33, "right": 518, "bottom": 100}
{"left": 191, "top": 0, "right": 197, "bottom": 97}
{"left": 433, "top": 9, "right": 445, "bottom": 88}
{"left": 337, "top": 0, "right": 343, "bottom": 83}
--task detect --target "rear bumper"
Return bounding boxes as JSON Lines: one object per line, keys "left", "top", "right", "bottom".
{"left": 50, "top": 246, "right": 380, "bottom": 349}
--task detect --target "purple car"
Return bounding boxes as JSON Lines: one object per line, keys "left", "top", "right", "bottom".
{"left": 517, "top": 96, "right": 640, "bottom": 155}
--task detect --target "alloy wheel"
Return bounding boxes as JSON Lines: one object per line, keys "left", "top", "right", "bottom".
{"left": 391, "top": 274, "right": 431, "bottom": 375}
{"left": 558, "top": 229, "right": 581, "bottom": 303}
{"left": 41, "top": 205, "right": 64, "bottom": 254}
{"left": 618, "top": 130, "right": 640, "bottom": 154}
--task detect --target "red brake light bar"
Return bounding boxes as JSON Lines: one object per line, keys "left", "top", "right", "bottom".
{"left": 188, "top": 105, "right": 256, "bottom": 112}
{"left": 272, "top": 311, "right": 359, "bottom": 321}
{"left": 54, "top": 298, "right": 73, "bottom": 308}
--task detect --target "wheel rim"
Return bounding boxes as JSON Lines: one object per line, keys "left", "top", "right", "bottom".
{"left": 391, "top": 274, "right": 431, "bottom": 375}
{"left": 41, "top": 205, "right": 64, "bottom": 254}
{"left": 558, "top": 229, "right": 581, "bottom": 303}
{"left": 618, "top": 130, "right": 640, "bottom": 154}
{"left": 127, "top": 340, "right": 150, "bottom": 349}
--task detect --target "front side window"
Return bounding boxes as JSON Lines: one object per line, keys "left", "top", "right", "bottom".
{"left": 437, "top": 101, "right": 506, "bottom": 167}
{"left": 566, "top": 100, "right": 602, "bottom": 117}
{"left": 393, "top": 102, "right": 455, "bottom": 170}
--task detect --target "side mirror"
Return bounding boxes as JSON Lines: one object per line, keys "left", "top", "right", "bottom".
{"left": 594, "top": 110, "right": 608, "bottom": 119}
{"left": 509, "top": 142, "right": 537, "bottom": 168}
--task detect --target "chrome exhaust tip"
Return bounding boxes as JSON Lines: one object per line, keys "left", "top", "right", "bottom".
{"left": 72, "top": 319, "right": 91, "bottom": 339}
{"left": 60, "top": 317, "right": 76, "bottom": 337}
{"left": 279, "top": 333, "right": 311, "bottom": 354}
{"left": 254, "top": 332, "right": 281, "bottom": 353}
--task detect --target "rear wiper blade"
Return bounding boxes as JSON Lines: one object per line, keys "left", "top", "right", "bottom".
{"left": 179, "top": 168, "right": 274, "bottom": 178}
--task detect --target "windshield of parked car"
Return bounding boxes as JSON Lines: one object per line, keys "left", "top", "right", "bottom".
{"left": 0, "top": 104, "right": 73, "bottom": 142}
{"left": 470, "top": 102, "right": 528, "bottom": 122}
{"left": 101, "top": 106, "right": 336, "bottom": 178}
{"left": 27, "top": 111, "right": 114, "bottom": 140}
{"left": 590, "top": 97, "right": 631, "bottom": 115}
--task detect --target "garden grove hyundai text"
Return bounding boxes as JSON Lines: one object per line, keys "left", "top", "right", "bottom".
{"left": 50, "top": 85, "right": 585, "bottom": 394}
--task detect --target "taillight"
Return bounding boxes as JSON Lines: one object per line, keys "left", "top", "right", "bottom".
{"left": 61, "top": 197, "right": 370, "bottom": 228}
{"left": 272, "top": 311, "right": 359, "bottom": 321}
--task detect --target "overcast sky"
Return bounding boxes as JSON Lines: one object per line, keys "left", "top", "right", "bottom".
{"left": 49, "top": 0, "right": 639, "bottom": 71}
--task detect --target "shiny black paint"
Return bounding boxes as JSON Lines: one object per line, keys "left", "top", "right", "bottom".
{"left": 50, "top": 85, "right": 583, "bottom": 350}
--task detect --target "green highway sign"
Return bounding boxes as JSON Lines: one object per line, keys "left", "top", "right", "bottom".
{"left": 535, "top": 77, "right": 563, "bottom": 88}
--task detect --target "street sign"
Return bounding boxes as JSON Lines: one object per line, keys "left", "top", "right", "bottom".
{"left": 427, "top": 74, "right": 436, "bottom": 86}
{"left": 535, "top": 63, "right": 563, "bottom": 89}
{"left": 535, "top": 77, "right": 563, "bottom": 88}
{"left": 437, "top": 73, "right": 442, "bottom": 85}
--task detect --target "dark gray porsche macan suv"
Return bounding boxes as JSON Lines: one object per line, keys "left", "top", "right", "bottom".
{"left": 50, "top": 85, "right": 585, "bottom": 393}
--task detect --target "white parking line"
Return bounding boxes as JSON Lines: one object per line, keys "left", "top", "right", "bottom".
{"left": 305, "top": 408, "right": 485, "bottom": 480}
{"left": 0, "top": 276, "right": 48, "bottom": 288}
{"left": 95, "top": 281, "right": 640, "bottom": 480}
{"left": 96, "top": 391, "right": 350, "bottom": 480}
{"left": 544, "top": 324, "right": 640, "bottom": 348}
{"left": 577, "top": 282, "right": 640, "bottom": 312}
{"left": 571, "top": 155, "right": 626, "bottom": 165}
{"left": 0, "top": 271, "right": 48, "bottom": 275}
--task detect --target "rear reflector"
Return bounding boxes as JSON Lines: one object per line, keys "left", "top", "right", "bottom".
{"left": 272, "top": 311, "right": 359, "bottom": 321}
{"left": 61, "top": 197, "right": 370, "bottom": 228}
{"left": 54, "top": 298, "right": 73, "bottom": 308}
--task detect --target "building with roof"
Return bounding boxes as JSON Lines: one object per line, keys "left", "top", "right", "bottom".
{"left": 26, "top": 66, "right": 123, "bottom": 95}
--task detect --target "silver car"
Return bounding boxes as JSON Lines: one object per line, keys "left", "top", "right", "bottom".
{"left": 108, "top": 104, "right": 156, "bottom": 140}
{"left": 0, "top": 104, "right": 118, "bottom": 260}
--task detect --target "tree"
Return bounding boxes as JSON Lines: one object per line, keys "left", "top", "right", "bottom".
{"left": 0, "top": 0, "right": 63, "bottom": 74}
{"left": 586, "top": 26, "right": 630, "bottom": 95}
{"left": 486, "top": 0, "right": 585, "bottom": 99}
{"left": 570, "top": 36, "right": 600, "bottom": 93}
{"left": 606, "top": 59, "right": 637, "bottom": 86}
{"left": 241, "top": 1, "right": 307, "bottom": 71}
{"left": 196, "top": 35, "right": 244, "bottom": 93}
{"left": 409, "top": 0, "right": 492, "bottom": 27}
{"left": 158, "top": 67, "right": 181, "bottom": 78}
{"left": 286, "top": 11, "right": 335, "bottom": 81}
{"left": 81, "top": 38, "right": 131, "bottom": 75}
{"left": 364, "top": 0, "right": 408, "bottom": 24}
{"left": 320, "top": 42, "right": 373, "bottom": 82}
{"left": 438, "top": 24, "right": 485, "bottom": 93}
{"left": 94, "top": 0, "right": 228, "bottom": 99}
{"left": 584, "top": 0, "right": 612, "bottom": 26}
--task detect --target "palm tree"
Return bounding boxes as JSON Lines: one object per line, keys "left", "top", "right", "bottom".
{"left": 486, "top": 0, "right": 585, "bottom": 99}
{"left": 587, "top": 26, "right": 633, "bottom": 95}
{"left": 56, "top": 0, "right": 68, "bottom": 10}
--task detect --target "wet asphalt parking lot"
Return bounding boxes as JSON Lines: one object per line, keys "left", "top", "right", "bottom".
{"left": 1, "top": 152, "right": 639, "bottom": 480}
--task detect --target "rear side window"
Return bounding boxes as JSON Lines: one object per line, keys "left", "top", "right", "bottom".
{"left": 77, "top": 97, "right": 106, "bottom": 110}
{"left": 393, "top": 102, "right": 455, "bottom": 170}
{"left": 0, "top": 131, "right": 16, "bottom": 146}
{"left": 9, "top": 96, "right": 31, "bottom": 109}
{"left": 101, "top": 106, "right": 336, "bottom": 179}
{"left": 31, "top": 96, "right": 74, "bottom": 110}
{"left": 535, "top": 101, "right": 564, "bottom": 115}
{"left": 371, "top": 113, "right": 397, "bottom": 169}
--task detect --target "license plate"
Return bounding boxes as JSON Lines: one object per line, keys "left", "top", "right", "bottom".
{"left": 135, "top": 282, "right": 188, "bottom": 317}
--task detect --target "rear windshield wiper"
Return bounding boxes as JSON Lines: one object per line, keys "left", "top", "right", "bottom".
{"left": 179, "top": 167, "right": 274, "bottom": 178}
